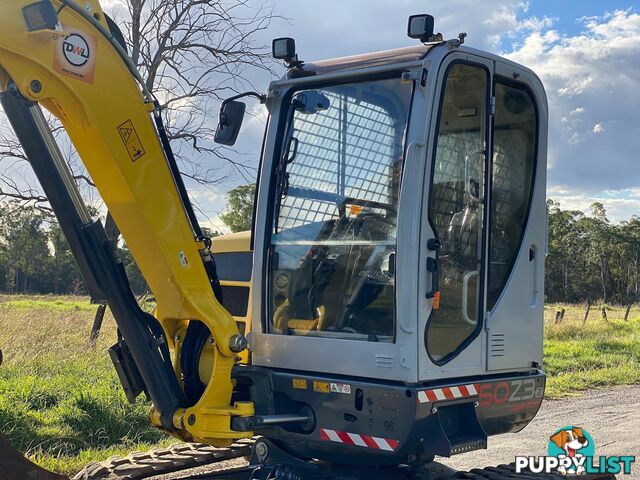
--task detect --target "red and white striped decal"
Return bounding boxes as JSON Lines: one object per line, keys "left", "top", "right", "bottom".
{"left": 417, "top": 383, "right": 479, "bottom": 404}
{"left": 319, "top": 428, "right": 399, "bottom": 451}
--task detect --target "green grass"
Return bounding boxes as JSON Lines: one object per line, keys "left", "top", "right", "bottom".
{"left": 0, "top": 295, "right": 171, "bottom": 475}
{"left": 0, "top": 295, "right": 97, "bottom": 312}
{"left": 0, "top": 296, "right": 638, "bottom": 474}
{"left": 543, "top": 303, "right": 640, "bottom": 398}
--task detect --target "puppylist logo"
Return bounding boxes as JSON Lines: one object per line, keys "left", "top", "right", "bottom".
{"left": 515, "top": 426, "right": 635, "bottom": 476}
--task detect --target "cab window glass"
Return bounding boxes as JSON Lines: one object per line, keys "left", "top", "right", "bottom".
{"left": 488, "top": 80, "right": 537, "bottom": 310}
{"left": 426, "top": 63, "right": 488, "bottom": 361}
{"left": 269, "top": 76, "right": 413, "bottom": 342}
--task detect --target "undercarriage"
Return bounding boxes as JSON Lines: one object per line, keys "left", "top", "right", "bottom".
{"left": 69, "top": 437, "right": 616, "bottom": 480}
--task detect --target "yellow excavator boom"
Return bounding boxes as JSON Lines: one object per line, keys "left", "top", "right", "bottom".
{"left": 0, "top": 0, "right": 252, "bottom": 444}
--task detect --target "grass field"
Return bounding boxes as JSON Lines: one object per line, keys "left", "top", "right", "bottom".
{"left": 543, "top": 303, "right": 640, "bottom": 397}
{"left": 0, "top": 296, "right": 638, "bottom": 475}
{"left": 0, "top": 295, "right": 170, "bottom": 475}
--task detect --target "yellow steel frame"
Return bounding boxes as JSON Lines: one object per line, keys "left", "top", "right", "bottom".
{"left": 0, "top": 0, "right": 253, "bottom": 445}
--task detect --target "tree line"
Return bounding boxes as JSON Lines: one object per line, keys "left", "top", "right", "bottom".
{"left": 1, "top": 194, "right": 639, "bottom": 305}
{"left": 0, "top": 202, "right": 146, "bottom": 296}
{"left": 546, "top": 199, "right": 640, "bottom": 304}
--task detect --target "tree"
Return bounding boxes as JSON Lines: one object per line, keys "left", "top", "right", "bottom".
{"left": 0, "top": 1, "right": 277, "bottom": 299}
{"left": 49, "top": 223, "right": 85, "bottom": 294}
{"left": 0, "top": 0, "right": 277, "bottom": 218}
{"left": 220, "top": 183, "right": 255, "bottom": 232}
{"left": 120, "top": 0, "right": 276, "bottom": 184}
{"left": 0, "top": 202, "right": 51, "bottom": 293}
{"left": 545, "top": 199, "right": 589, "bottom": 302}
{"left": 619, "top": 216, "right": 640, "bottom": 304}
{"left": 544, "top": 199, "right": 640, "bottom": 305}
{"left": 581, "top": 202, "right": 612, "bottom": 302}
{"left": 202, "top": 227, "right": 222, "bottom": 239}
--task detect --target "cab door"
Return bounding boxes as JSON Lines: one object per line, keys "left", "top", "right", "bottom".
{"left": 484, "top": 61, "right": 545, "bottom": 372}
{"left": 418, "top": 52, "right": 493, "bottom": 380}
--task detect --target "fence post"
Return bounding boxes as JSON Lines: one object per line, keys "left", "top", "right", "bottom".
{"left": 624, "top": 303, "right": 632, "bottom": 321}
{"left": 90, "top": 303, "right": 107, "bottom": 346}
{"left": 583, "top": 300, "right": 591, "bottom": 325}
{"left": 600, "top": 305, "right": 608, "bottom": 322}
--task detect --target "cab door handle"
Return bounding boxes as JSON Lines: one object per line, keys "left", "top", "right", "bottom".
{"left": 425, "top": 257, "right": 438, "bottom": 299}
{"left": 426, "top": 239, "right": 440, "bottom": 299}
{"left": 462, "top": 270, "right": 479, "bottom": 325}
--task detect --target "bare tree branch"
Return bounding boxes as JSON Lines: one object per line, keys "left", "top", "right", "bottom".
{"left": 0, "top": 0, "right": 280, "bottom": 217}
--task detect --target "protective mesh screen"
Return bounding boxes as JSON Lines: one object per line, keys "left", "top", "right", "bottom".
{"left": 278, "top": 91, "right": 397, "bottom": 230}
{"left": 220, "top": 285, "right": 250, "bottom": 317}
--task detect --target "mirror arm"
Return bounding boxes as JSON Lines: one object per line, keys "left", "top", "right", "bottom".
{"left": 218, "top": 91, "right": 266, "bottom": 124}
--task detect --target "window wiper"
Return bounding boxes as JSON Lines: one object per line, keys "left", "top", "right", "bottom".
{"left": 285, "top": 136, "right": 299, "bottom": 164}
{"left": 274, "top": 103, "right": 297, "bottom": 233}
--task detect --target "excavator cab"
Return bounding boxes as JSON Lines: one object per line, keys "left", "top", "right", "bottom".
{"left": 222, "top": 16, "right": 548, "bottom": 464}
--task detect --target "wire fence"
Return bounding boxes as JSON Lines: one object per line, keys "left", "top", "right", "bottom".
{"left": 544, "top": 302, "right": 638, "bottom": 324}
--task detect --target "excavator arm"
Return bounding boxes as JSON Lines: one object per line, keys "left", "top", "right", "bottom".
{"left": 0, "top": 0, "right": 253, "bottom": 445}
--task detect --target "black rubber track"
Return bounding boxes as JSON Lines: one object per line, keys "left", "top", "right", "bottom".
{"left": 72, "top": 440, "right": 254, "bottom": 480}
{"left": 73, "top": 445, "right": 617, "bottom": 480}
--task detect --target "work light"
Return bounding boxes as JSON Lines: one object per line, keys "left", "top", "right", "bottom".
{"left": 272, "top": 37, "right": 296, "bottom": 62}
{"left": 407, "top": 14, "right": 435, "bottom": 42}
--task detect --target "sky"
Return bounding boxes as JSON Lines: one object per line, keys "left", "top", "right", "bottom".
{"left": 204, "top": 0, "right": 640, "bottom": 230}
{"left": 2, "top": 1, "right": 639, "bottom": 230}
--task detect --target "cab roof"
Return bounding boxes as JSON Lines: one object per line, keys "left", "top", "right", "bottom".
{"left": 297, "top": 44, "right": 434, "bottom": 76}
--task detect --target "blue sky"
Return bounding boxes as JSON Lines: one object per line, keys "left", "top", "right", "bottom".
{"left": 202, "top": 0, "right": 639, "bottom": 229}
{"left": 4, "top": 0, "right": 638, "bottom": 229}
{"left": 526, "top": 0, "right": 633, "bottom": 31}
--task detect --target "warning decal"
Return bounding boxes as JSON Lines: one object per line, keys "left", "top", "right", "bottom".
{"left": 117, "top": 120, "right": 146, "bottom": 162}
{"left": 313, "top": 381, "right": 330, "bottom": 393}
{"left": 53, "top": 26, "right": 97, "bottom": 84}
{"left": 330, "top": 382, "right": 352, "bottom": 394}
{"left": 292, "top": 378, "right": 308, "bottom": 390}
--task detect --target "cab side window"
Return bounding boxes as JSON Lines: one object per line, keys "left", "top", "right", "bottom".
{"left": 487, "top": 79, "right": 537, "bottom": 309}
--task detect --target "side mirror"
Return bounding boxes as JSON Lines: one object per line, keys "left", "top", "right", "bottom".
{"left": 214, "top": 100, "right": 246, "bottom": 146}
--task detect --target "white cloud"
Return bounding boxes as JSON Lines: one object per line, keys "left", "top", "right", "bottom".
{"left": 11, "top": 1, "right": 634, "bottom": 225}
{"left": 188, "top": 189, "right": 232, "bottom": 233}
{"left": 202, "top": 216, "right": 231, "bottom": 234}
{"left": 506, "top": 9, "right": 640, "bottom": 218}
{"left": 483, "top": 4, "right": 554, "bottom": 48}
{"left": 268, "top": 0, "right": 540, "bottom": 60}
{"left": 548, "top": 186, "right": 640, "bottom": 223}
{"left": 254, "top": 3, "right": 638, "bottom": 223}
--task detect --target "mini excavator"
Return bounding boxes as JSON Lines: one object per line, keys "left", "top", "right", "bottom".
{"left": 0, "top": 2, "right": 556, "bottom": 479}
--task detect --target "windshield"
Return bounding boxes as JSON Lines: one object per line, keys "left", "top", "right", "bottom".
{"left": 268, "top": 75, "right": 414, "bottom": 342}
